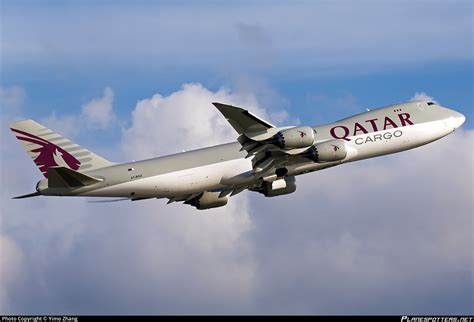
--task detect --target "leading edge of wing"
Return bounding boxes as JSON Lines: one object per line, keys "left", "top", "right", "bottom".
{"left": 212, "top": 102, "right": 275, "bottom": 135}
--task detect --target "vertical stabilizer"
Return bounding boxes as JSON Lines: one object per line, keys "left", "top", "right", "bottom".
{"left": 10, "top": 119, "right": 115, "bottom": 178}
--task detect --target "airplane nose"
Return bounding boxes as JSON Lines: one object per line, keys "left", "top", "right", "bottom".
{"left": 448, "top": 109, "right": 465, "bottom": 129}
{"left": 452, "top": 112, "right": 465, "bottom": 129}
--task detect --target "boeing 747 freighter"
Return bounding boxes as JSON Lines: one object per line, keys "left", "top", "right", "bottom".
{"left": 10, "top": 100, "right": 465, "bottom": 209}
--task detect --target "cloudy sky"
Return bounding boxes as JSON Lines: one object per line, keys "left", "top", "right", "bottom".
{"left": 1, "top": 0, "right": 473, "bottom": 315}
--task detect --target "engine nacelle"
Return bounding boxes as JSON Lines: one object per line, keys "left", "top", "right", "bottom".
{"left": 188, "top": 191, "right": 228, "bottom": 210}
{"left": 301, "top": 139, "right": 347, "bottom": 162}
{"left": 266, "top": 126, "right": 315, "bottom": 149}
{"left": 252, "top": 176, "right": 297, "bottom": 197}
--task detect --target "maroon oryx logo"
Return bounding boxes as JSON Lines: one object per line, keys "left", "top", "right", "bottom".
{"left": 297, "top": 131, "right": 306, "bottom": 139}
{"left": 11, "top": 128, "right": 81, "bottom": 178}
{"left": 331, "top": 144, "right": 340, "bottom": 152}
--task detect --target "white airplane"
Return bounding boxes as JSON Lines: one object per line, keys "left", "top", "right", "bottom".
{"left": 10, "top": 100, "right": 465, "bottom": 209}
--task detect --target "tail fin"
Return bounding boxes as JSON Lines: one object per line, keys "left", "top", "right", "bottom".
{"left": 10, "top": 119, "right": 115, "bottom": 178}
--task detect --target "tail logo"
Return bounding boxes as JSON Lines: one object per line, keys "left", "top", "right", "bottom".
{"left": 11, "top": 128, "right": 81, "bottom": 177}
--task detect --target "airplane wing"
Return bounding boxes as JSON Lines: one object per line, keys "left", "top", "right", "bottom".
{"left": 212, "top": 102, "right": 275, "bottom": 134}
{"left": 212, "top": 102, "right": 314, "bottom": 175}
{"left": 99, "top": 103, "right": 325, "bottom": 210}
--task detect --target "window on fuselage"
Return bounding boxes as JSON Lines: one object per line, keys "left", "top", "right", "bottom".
{"left": 427, "top": 102, "right": 435, "bottom": 106}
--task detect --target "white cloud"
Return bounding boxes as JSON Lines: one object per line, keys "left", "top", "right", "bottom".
{"left": 410, "top": 92, "right": 437, "bottom": 103}
{"left": 248, "top": 129, "right": 473, "bottom": 313}
{"left": 1, "top": 84, "right": 472, "bottom": 314}
{"left": 81, "top": 87, "right": 115, "bottom": 129}
{"left": 122, "top": 83, "right": 270, "bottom": 159}
{"left": 38, "top": 87, "right": 116, "bottom": 138}
{"left": 0, "top": 86, "right": 116, "bottom": 138}
{"left": 0, "top": 234, "right": 24, "bottom": 310}
{"left": 1, "top": 83, "right": 261, "bottom": 314}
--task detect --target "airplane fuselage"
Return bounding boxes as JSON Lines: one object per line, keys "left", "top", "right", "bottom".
{"left": 34, "top": 100, "right": 465, "bottom": 201}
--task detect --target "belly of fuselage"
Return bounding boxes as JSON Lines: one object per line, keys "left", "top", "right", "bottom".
{"left": 80, "top": 158, "right": 253, "bottom": 198}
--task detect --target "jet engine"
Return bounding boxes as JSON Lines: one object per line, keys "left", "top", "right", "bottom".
{"left": 264, "top": 126, "right": 315, "bottom": 149}
{"left": 301, "top": 139, "right": 347, "bottom": 162}
{"left": 251, "top": 176, "right": 297, "bottom": 197}
{"left": 187, "top": 191, "right": 229, "bottom": 210}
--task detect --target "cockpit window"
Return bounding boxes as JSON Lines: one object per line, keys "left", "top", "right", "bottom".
{"left": 427, "top": 102, "right": 435, "bottom": 106}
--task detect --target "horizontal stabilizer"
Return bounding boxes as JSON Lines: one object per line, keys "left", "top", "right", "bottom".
{"left": 48, "top": 166, "right": 102, "bottom": 188}
{"left": 12, "top": 192, "right": 41, "bottom": 199}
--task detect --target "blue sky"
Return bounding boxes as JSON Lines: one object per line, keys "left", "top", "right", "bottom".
{"left": 1, "top": 0, "right": 473, "bottom": 315}
{"left": 2, "top": 0, "right": 472, "bottom": 136}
